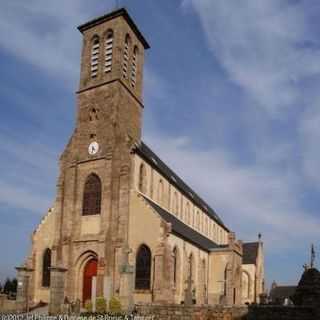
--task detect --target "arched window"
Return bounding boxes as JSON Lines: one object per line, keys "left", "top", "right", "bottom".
{"left": 131, "top": 46, "right": 138, "bottom": 87}
{"left": 82, "top": 174, "right": 102, "bottom": 215}
{"left": 135, "top": 245, "right": 151, "bottom": 290}
{"left": 138, "top": 163, "right": 147, "bottom": 194}
{"left": 158, "top": 179, "right": 164, "bottom": 205}
{"left": 42, "top": 248, "right": 51, "bottom": 287}
{"left": 91, "top": 36, "right": 100, "bottom": 78}
{"left": 122, "top": 34, "right": 131, "bottom": 79}
{"left": 89, "top": 108, "right": 99, "bottom": 121}
{"left": 242, "top": 271, "right": 250, "bottom": 300}
{"left": 105, "top": 30, "right": 113, "bottom": 73}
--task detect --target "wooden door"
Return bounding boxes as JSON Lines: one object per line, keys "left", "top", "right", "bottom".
{"left": 83, "top": 259, "right": 97, "bottom": 304}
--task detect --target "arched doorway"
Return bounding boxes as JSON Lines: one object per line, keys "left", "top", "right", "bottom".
{"left": 83, "top": 259, "right": 97, "bottom": 303}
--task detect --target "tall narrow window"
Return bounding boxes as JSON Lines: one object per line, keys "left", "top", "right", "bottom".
{"left": 224, "top": 264, "right": 230, "bottom": 296}
{"left": 175, "top": 193, "right": 179, "bottom": 215}
{"left": 131, "top": 46, "right": 138, "bottom": 87}
{"left": 186, "top": 203, "right": 190, "bottom": 224}
{"left": 42, "top": 248, "right": 51, "bottom": 287}
{"left": 188, "top": 254, "right": 193, "bottom": 282}
{"left": 138, "top": 163, "right": 147, "bottom": 194}
{"left": 105, "top": 30, "right": 113, "bottom": 73}
{"left": 172, "top": 192, "right": 178, "bottom": 215}
{"left": 197, "top": 211, "right": 200, "bottom": 230}
{"left": 82, "top": 174, "right": 102, "bottom": 215}
{"left": 135, "top": 245, "right": 151, "bottom": 290}
{"left": 205, "top": 217, "right": 208, "bottom": 235}
{"left": 91, "top": 37, "right": 100, "bottom": 78}
{"left": 173, "top": 247, "right": 178, "bottom": 286}
{"left": 158, "top": 179, "right": 164, "bottom": 205}
{"left": 122, "top": 34, "right": 130, "bottom": 79}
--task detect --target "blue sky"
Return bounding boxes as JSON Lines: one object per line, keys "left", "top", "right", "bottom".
{"left": 1, "top": 0, "right": 320, "bottom": 290}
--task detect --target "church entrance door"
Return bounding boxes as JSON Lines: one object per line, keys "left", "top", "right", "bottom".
{"left": 83, "top": 259, "right": 98, "bottom": 303}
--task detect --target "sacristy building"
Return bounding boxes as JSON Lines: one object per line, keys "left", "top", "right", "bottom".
{"left": 22, "top": 8, "right": 264, "bottom": 308}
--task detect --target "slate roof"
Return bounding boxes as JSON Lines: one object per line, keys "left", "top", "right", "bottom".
{"left": 142, "top": 195, "right": 220, "bottom": 252}
{"left": 269, "top": 286, "right": 296, "bottom": 300}
{"left": 135, "top": 141, "right": 229, "bottom": 231}
{"left": 242, "top": 242, "right": 259, "bottom": 264}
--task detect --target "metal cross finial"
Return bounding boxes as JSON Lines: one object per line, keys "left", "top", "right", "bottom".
{"left": 311, "top": 243, "right": 316, "bottom": 268}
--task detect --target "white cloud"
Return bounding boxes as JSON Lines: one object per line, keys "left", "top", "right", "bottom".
{"left": 145, "top": 134, "right": 320, "bottom": 251}
{"left": 0, "top": 1, "right": 114, "bottom": 86}
{"left": 0, "top": 182, "right": 51, "bottom": 214}
{"left": 0, "top": 133, "right": 58, "bottom": 214}
{"left": 183, "top": 0, "right": 320, "bottom": 115}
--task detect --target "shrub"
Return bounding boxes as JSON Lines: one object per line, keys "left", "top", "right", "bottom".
{"left": 96, "top": 297, "right": 107, "bottom": 313}
{"left": 108, "top": 296, "right": 122, "bottom": 313}
{"left": 84, "top": 300, "right": 92, "bottom": 312}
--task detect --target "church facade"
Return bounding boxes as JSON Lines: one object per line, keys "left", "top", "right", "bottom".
{"left": 22, "top": 8, "right": 264, "bottom": 308}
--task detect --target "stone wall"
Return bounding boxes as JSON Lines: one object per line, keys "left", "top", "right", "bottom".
{"left": 0, "top": 295, "right": 17, "bottom": 313}
{"left": 247, "top": 305, "right": 317, "bottom": 320}
{"left": 136, "top": 304, "right": 248, "bottom": 320}
{"left": 136, "top": 304, "right": 319, "bottom": 320}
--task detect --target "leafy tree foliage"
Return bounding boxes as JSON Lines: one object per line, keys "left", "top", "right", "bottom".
{"left": 3, "top": 278, "right": 18, "bottom": 294}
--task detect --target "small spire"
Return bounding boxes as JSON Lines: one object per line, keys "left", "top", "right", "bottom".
{"left": 258, "top": 233, "right": 262, "bottom": 241}
{"left": 311, "top": 243, "right": 315, "bottom": 268}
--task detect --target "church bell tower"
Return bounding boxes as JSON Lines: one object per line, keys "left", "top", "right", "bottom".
{"left": 76, "top": 8, "right": 150, "bottom": 161}
{"left": 53, "top": 9, "right": 150, "bottom": 301}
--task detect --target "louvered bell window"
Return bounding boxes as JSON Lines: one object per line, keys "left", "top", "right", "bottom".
{"left": 105, "top": 30, "right": 113, "bottom": 73}
{"left": 131, "top": 46, "right": 138, "bottom": 87}
{"left": 91, "top": 38, "right": 100, "bottom": 78}
{"left": 122, "top": 35, "right": 130, "bottom": 79}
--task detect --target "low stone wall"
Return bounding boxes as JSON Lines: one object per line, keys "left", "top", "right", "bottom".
{"left": 136, "top": 304, "right": 320, "bottom": 320}
{"left": 136, "top": 304, "right": 248, "bottom": 320}
{"left": 247, "top": 305, "right": 317, "bottom": 320}
{"left": 0, "top": 295, "right": 17, "bottom": 313}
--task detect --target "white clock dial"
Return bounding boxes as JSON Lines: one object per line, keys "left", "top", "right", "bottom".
{"left": 88, "top": 141, "right": 99, "bottom": 155}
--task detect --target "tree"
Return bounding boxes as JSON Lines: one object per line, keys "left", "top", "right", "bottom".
{"left": 0, "top": 281, "right": 3, "bottom": 293}
{"left": 3, "top": 278, "right": 11, "bottom": 294}
{"left": 11, "top": 278, "right": 17, "bottom": 294}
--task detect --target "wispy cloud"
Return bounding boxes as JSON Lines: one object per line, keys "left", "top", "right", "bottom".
{"left": 0, "top": 132, "right": 58, "bottom": 214}
{"left": 183, "top": 0, "right": 320, "bottom": 116}
{"left": 145, "top": 134, "right": 320, "bottom": 252}
{"left": 0, "top": 1, "right": 115, "bottom": 86}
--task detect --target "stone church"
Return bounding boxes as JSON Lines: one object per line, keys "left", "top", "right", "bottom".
{"left": 19, "top": 8, "right": 264, "bottom": 310}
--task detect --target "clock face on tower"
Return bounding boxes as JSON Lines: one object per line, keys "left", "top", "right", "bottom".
{"left": 88, "top": 141, "right": 99, "bottom": 155}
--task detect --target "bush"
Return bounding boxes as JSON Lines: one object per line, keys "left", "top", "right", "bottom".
{"left": 84, "top": 300, "right": 93, "bottom": 312}
{"left": 108, "top": 296, "right": 122, "bottom": 313}
{"left": 96, "top": 297, "right": 107, "bottom": 313}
